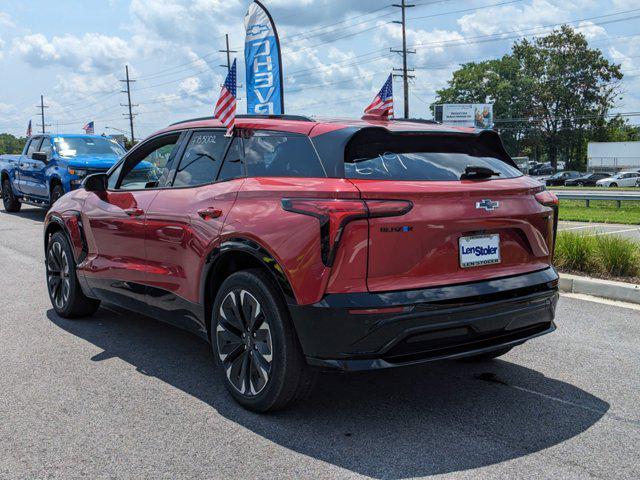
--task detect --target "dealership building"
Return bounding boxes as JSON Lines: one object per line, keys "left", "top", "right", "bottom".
{"left": 587, "top": 141, "right": 640, "bottom": 172}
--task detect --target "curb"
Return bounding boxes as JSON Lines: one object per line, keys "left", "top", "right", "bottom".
{"left": 559, "top": 273, "right": 640, "bottom": 305}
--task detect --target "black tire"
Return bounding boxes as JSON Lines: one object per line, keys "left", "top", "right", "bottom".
{"left": 2, "top": 178, "right": 21, "bottom": 212}
{"left": 50, "top": 183, "right": 65, "bottom": 206}
{"left": 610, "top": 183, "right": 618, "bottom": 187}
{"left": 211, "top": 269, "right": 316, "bottom": 412}
{"left": 460, "top": 346, "right": 513, "bottom": 362}
{"left": 46, "top": 231, "right": 100, "bottom": 318}
{"left": 576, "top": 181, "right": 584, "bottom": 186}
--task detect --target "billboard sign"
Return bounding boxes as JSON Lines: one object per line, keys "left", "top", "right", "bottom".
{"left": 437, "top": 104, "right": 494, "bottom": 129}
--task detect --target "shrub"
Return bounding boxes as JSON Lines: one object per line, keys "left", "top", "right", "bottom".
{"left": 594, "top": 235, "right": 640, "bottom": 277}
{"left": 554, "top": 231, "right": 640, "bottom": 279}
{"left": 554, "top": 232, "right": 597, "bottom": 272}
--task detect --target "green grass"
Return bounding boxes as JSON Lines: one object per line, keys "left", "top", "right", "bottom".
{"left": 549, "top": 186, "right": 639, "bottom": 191}
{"left": 555, "top": 231, "right": 639, "bottom": 278}
{"left": 558, "top": 200, "right": 640, "bottom": 224}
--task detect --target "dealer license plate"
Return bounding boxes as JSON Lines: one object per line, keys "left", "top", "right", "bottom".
{"left": 459, "top": 234, "right": 501, "bottom": 268}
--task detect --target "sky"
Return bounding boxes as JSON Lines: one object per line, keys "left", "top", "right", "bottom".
{"left": 0, "top": 0, "right": 638, "bottom": 139}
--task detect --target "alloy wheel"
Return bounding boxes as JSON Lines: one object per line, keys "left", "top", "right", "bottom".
{"left": 47, "top": 241, "right": 70, "bottom": 310}
{"left": 216, "top": 289, "right": 273, "bottom": 396}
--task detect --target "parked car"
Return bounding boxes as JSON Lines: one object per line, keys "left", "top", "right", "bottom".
{"left": 565, "top": 172, "right": 614, "bottom": 187}
{"left": 595, "top": 171, "right": 640, "bottom": 187}
{"left": 543, "top": 171, "right": 583, "bottom": 186}
{"left": 1, "top": 134, "right": 129, "bottom": 212}
{"left": 43, "top": 115, "right": 560, "bottom": 412}
{"left": 529, "top": 163, "right": 554, "bottom": 176}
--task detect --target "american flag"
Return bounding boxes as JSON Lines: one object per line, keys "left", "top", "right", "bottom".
{"left": 214, "top": 59, "right": 237, "bottom": 136}
{"left": 364, "top": 74, "right": 394, "bottom": 120}
{"left": 83, "top": 121, "right": 95, "bottom": 134}
{"left": 26, "top": 120, "right": 32, "bottom": 137}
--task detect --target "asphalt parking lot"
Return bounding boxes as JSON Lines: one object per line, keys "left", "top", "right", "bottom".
{"left": 1, "top": 206, "right": 639, "bottom": 479}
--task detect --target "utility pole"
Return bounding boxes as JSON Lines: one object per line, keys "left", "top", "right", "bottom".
{"left": 219, "top": 34, "right": 238, "bottom": 71}
{"left": 119, "top": 65, "right": 138, "bottom": 143}
{"left": 391, "top": 0, "right": 415, "bottom": 119}
{"left": 36, "top": 95, "right": 50, "bottom": 133}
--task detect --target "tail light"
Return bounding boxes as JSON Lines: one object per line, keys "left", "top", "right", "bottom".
{"left": 282, "top": 198, "right": 412, "bottom": 266}
{"left": 534, "top": 189, "right": 559, "bottom": 258}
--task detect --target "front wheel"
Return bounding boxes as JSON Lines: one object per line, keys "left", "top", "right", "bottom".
{"left": 211, "top": 269, "right": 316, "bottom": 412}
{"left": 46, "top": 231, "right": 100, "bottom": 318}
{"left": 50, "top": 183, "right": 65, "bottom": 206}
{"left": 610, "top": 183, "right": 618, "bottom": 188}
{"left": 2, "top": 178, "right": 21, "bottom": 212}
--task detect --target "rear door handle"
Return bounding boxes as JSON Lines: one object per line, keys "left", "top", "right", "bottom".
{"left": 124, "top": 208, "right": 144, "bottom": 217}
{"left": 197, "top": 207, "right": 223, "bottom": 220}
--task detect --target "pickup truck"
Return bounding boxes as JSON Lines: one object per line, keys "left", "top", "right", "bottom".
{"left": 1, "top": 134, "right": 126, "bottom": 211}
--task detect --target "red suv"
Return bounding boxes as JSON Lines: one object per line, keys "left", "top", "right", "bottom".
{"left": 44, "top": 115, "right": 559, "bottom": 411}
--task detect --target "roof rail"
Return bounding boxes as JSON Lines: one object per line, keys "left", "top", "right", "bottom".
{"left": 170, "top": 114, "right": 315, "bottom": 126}
{"left": 394, "top": 118, "right": 440, "bottom": 124}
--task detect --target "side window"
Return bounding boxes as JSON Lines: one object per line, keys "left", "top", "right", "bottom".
{"left": 26, "top": 138, "right": 42, "bottom": 157}
{"left": 173, "top": 131, "right": 228, "bottom": 187}
{"left": 242, "top": 131, "right": 326, "bottom": 178}
{"left": 116, "top": 135, "right": 180, "bottom": 190}
{"left": 217, "top": 137, "right": 245, "bottom": 181}
{"left": 107, "top": 162, "right": 123, "bottom": 190}
{"left": 39, "top": 138, "right": 52, "bottom": 159}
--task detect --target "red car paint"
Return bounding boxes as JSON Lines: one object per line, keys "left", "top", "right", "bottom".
{"left": 45, "top": 116, "right": 557, "bottom": 316}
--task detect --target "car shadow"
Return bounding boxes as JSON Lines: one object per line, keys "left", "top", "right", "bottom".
{"left": 48, "top": 307, "right": 609, "bottom": 478}
{"left": 5, "top": 206, "right": 47, "bottom": 221}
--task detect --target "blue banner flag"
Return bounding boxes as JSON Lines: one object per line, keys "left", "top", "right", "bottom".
{"left": 244, "top": 1, "right": 284, "bottom": 114}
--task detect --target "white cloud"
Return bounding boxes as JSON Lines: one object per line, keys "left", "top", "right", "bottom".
{"left": 0, "top": 12, "right": 14, "bottom": 28}
{"left": 575, "top": 20, "right": 607, "bottom": 40}
{"left": 13, "top": 33, "right": 132, "bottom": 73}
{"left": 55, "top": 73, "right": 120, "bottom": 97}
{"left": 129, "top": 0, "right": 243, "bottom": 45}
{"left": 0, "top": 102, "right": 15, "bottom": 115}
{"left": 457, "top": 0, "right": 569, "bottom": 37}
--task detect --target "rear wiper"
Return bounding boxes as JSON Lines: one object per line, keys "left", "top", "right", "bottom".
{"left": 460, "top": 165, "right": 501, "bottom": 180}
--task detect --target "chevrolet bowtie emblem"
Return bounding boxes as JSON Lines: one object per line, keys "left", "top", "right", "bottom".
{"left": 476, "top": 199, "right": 499, "bottom": 211}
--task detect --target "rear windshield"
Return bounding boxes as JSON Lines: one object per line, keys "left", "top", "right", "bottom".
{"left": 344, "top": 130, "right": 521, "bottom": 181}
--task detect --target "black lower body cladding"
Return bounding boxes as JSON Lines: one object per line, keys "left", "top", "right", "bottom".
{"left": 289, "top": 268, "right": 559, "bottom": 370}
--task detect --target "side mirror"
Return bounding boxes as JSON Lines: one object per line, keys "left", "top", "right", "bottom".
{"left": 84, "top": 173, "right": 108, "bottom": 192}
{"left": 32, "top": 152, "right": 48, "bottom": 162}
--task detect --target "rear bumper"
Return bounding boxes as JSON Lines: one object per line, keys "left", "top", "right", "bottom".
{"left": 289, "top": 267, "right": 559, "bottom": 371}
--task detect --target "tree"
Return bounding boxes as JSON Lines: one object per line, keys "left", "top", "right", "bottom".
{"left": 0, "top": 133, "right": 27, "bottom": 155}
{"left": 435, "top": 26, "right": 624, "bottom": 168}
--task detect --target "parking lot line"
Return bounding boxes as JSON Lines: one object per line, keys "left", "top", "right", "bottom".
{"left": 587, "top": 227, "right": 640, "bottom": 236}
{"left": 562, "top": 292, "right": 640, "bottom": 311}
{"left": 558, "top": 225, "right": 597, "bottom": 231}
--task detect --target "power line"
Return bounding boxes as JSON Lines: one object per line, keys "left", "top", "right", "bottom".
{"left": 409, "top": 0, "right": 523, "bottom": 21}
{"left": 408, "top": 7, "right": 640, "bottom": 50}
{"left": 120, "top": 65, "right": 138, "bottom": 142}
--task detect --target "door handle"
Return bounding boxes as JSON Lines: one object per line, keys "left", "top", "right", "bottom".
{"left": 197, "top": 207, "right": 223, "bottom": 220}
{"left": 124, "top": 208, "right": 144, "bottom": 217}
